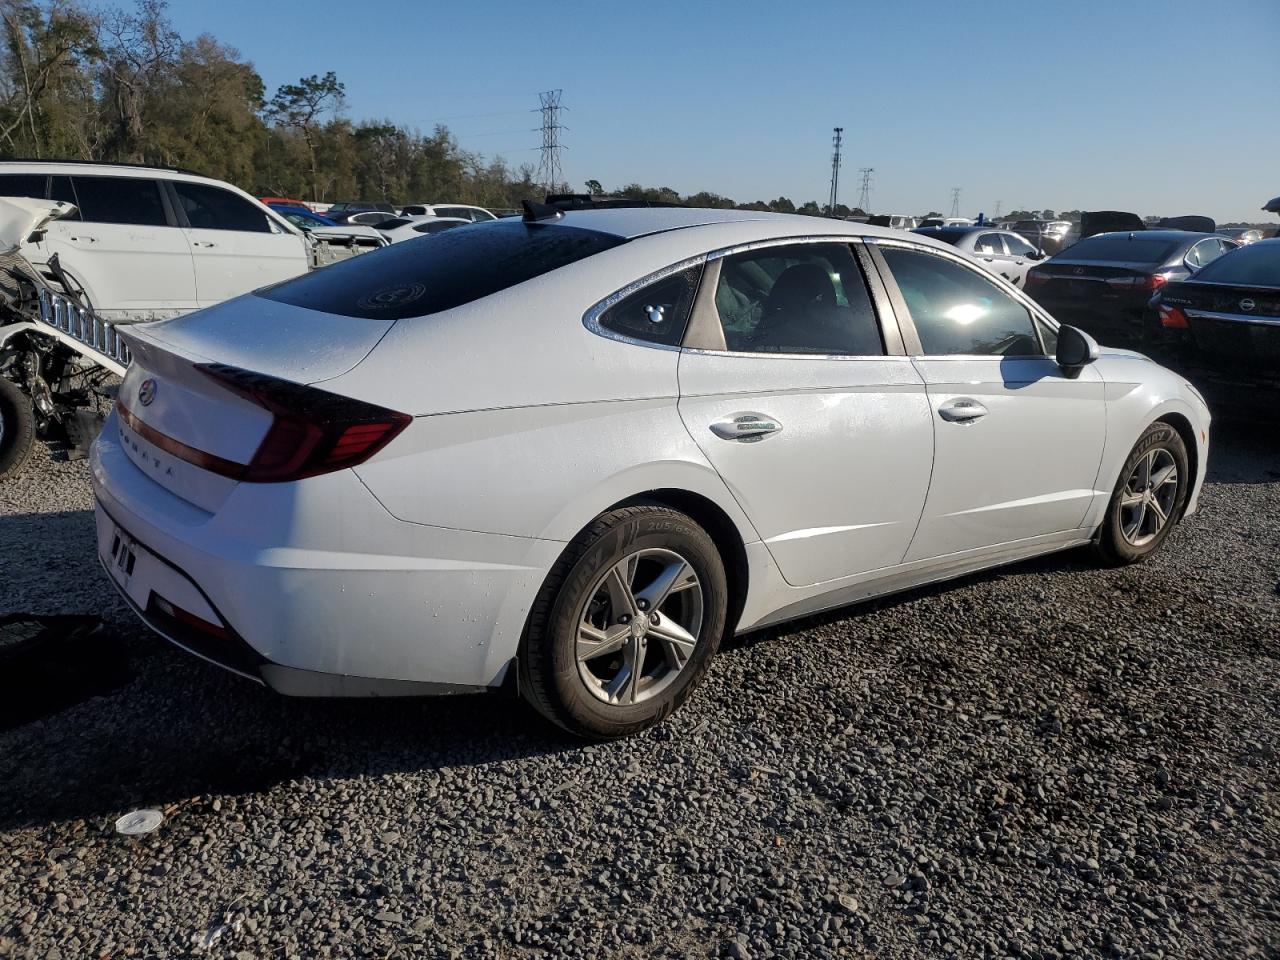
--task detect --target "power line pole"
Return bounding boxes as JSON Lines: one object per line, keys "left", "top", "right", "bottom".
{"left": 827, "top": 127, "right": 844, "bottom": 215}
{"left": 856, "top": 168, "right": 874, "bottom": 214}
{"left": 950, "top": 187, "right": 962, "bottom": 218}
{"left": 536, "top": 90, "right": 566, "bottom": 195}
{"left": 994, "top": 199, "right": 1002, "bottom": 219}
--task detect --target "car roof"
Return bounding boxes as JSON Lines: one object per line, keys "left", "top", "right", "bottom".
{"left": 0, "top": 159, "right": 211, "bottom": 180}
{"left": 914, "top": 225, "right": 987, "bottom": 236}
{"left": 548, "top": 207, "right": 915, "bottom": 242}
{"left": 1082, "top": 229, "right": 1216, "bottom": 242}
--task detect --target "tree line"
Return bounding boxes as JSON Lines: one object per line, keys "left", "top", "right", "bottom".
{"left": 0, "top": 0, "right": 884, "bottom": 213}
{"left": 0, "top": 0, "right": 1100, "bottom": 218}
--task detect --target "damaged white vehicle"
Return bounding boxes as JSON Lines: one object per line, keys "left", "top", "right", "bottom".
{"left": 0, "top": 162, "right": 386, "bottom": 479}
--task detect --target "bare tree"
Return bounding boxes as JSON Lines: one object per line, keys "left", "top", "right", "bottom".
{"left": 267, "top": 71, "right": 343, "bottom": 201}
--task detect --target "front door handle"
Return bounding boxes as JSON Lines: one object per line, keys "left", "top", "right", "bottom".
{"left": 937, "top": 398, "right": 988, "bottom": 423}
{"left": 192, "top": 240, "right": 218, "bottom": 248}
{"left": 710, "top": 413, "right": 782, "bottom": 442}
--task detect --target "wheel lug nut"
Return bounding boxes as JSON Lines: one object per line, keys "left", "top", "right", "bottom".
{"left": 636, "top": 599, "right": 649, "bottom": 610}
{"left": 618, "top": 614, "right": 631, "bottom": 624}
{"left": 650, "top": 613, "right": 659, "bottom": 624}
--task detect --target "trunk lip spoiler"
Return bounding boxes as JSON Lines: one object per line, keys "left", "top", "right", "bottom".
{"left": 116, "top": 399, "right": 248, "bottom": 480}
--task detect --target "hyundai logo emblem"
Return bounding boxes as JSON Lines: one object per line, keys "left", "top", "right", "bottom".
{"left": 138, "top": 378, "right": 157, "bottom": 406}
{"left": 1239, "top": 298, "right": 1256, "bottom": 312}
{"left": 1073, "top": 266, "right": 1084, "bottom": 275}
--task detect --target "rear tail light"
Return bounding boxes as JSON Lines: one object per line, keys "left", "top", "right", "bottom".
{"left": 152, "top": 595, "right": 231, "bottom": 640}
{"left": 194, "top": 363, "right": 412, "bottom": 482}
{"left": 1159, "top": 304, "right": 1190, "bottom": 329}
{"left": 1105, "top": 274, "right": 1168, "bottom": 291}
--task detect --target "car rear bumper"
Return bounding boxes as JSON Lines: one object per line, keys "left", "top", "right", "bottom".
{"left": 91, "top": 411, "right": 563, "bottom": 694}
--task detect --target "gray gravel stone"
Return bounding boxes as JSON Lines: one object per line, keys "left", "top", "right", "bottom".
{"left": 0, "top": 425, "right": 1277, "bottom": 958}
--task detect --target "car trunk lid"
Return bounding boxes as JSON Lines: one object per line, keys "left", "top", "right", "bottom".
{"left": 113, "top": 300, "right": 403, "bottom": 512}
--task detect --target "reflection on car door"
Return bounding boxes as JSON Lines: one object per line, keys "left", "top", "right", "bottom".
{"left": 167, "top": 181, "right": 309, "bottom": 306}
{"left": 871, "top": 242, "right": 1106, "bottom": 561}
{"left": 39, "top": 175, "right": 197, "bottom": 322}
{"left": 677, "top": 240, "right": 934, "bottom": 587}
{"left": 997, "top": 232, "right": 1039, "bottom": 288}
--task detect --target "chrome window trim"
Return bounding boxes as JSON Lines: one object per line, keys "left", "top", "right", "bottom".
{"left": 705, "top": 233, "right": 864, "bottom": 261}
{"left": 867, "top": 236, "right": 1062, "bottom": 357}
{"left": 1184, "top": 308, "right": 1280, "bottom": 327}
{"left": 582, "top": 254, "right": 707, "bottom": 352}
{"left": 679, "top": 346, "right": 917, "bottom": 363}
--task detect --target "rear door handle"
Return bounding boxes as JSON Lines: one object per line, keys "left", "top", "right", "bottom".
{"left": 710, "top": 413, "right": 782, "bottom": 442}
{"left": 69, "top": 235, "right": 97, "bottom": 243}
{"left": 192, "top": 240, "right": 217, "bottom": 248}
{"left": 937, "top": 398, "right": 988, "bottom": 423}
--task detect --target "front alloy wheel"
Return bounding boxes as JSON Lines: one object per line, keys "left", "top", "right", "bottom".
{"left": 1119, "top": 448, "right": 1179, "bottom": 547}
{"left": 1094, "top": 421, "right": 1189, "bottom": 565}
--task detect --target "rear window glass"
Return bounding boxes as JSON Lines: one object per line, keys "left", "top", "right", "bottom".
{"left": 1192, "top": 242, "right": 1280, "bottom": 286}
{"left": 1060, "top": 235, "right": 1177, "bottom": 263}
{"left": 258, "top": 220, "right": 626, "bottom": 319}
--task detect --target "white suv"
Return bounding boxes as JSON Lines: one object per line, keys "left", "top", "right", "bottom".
{"left": 0, "top": 161, "right": 313, "bottom": 323}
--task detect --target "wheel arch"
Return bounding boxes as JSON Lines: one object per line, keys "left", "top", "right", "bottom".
{"left": 1151, "top": 410, "right": 1198, "bottom": 521}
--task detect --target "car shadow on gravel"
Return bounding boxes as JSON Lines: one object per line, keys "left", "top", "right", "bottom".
{"left": 0, "top": 635, "right": 576, "bottom": 831}
{"left": 1202, "top": 417, "right": 1280, "bottom": 484}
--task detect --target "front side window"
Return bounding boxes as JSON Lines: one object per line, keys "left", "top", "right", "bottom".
{"left": 1003, "top": 232, "right": 1037, "bottom": 256}
{"left": 71, "top": 176, "right": 168, "bottom": 226}
{"left": 713, "top": 242, "right": 883, "bottom": 355}
{"left": 597, "top": 265, "right": 702, "bottom": 346}
{"left": 172, "top": 182, "right": 271, "bottom": 232}
{"left": 880, "top": 246, "right": 1042, "bottom": 357}
{"left": 975, "top": 233, "right": 1005, "bottom": 255}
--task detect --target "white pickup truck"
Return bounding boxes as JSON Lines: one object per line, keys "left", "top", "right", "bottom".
{"left": 0, "top": 161, "right": 386, "bottom": 478}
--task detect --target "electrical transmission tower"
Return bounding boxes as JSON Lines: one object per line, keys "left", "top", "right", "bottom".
{"left": 827, "top": 128, "right": 844, "bottom": 215}
{"left": 950, "top": 187, "right": 962, "bottom": 218}
{"left": 536, "top": 90, "right": 567, "bottom": 194}
{"left": 994, "top": 200, "right": 1003, "bottom": 219}
{"left": 856, "top": 168, "right": 874, "bottom": 213}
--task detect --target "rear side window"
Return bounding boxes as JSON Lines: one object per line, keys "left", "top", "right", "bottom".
{"left": 0, "top": 173, "right": 48, "bottom": 199}
{"left": 597, "top": 265, "right": 702, "bottom": 347}
{"left": 402, "top": 205, "right": 428, "bottom": 216}
{"left": 714, "top": 242, "right": 883, "bottom": 355}
{"left": 70, "top": 176, "right": 168, "bottom": 226}
{"left": 259, "top": 220, "right": 626, "bottom": 319}
{"left": 880, "top": 246, "right": 1042, "bottom": 357}
{"left": 172, "top": 182, "right": 271, "bottom": 232}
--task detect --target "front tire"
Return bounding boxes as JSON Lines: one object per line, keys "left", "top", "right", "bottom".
{"left": 519, "top": 504, "right": 728, "bottom": 740}
{"left": 0, "top": 376, "right": 36, "bottom": 481}
{"left": 1093, "top": 421, "right": 1189, "bottom": 565}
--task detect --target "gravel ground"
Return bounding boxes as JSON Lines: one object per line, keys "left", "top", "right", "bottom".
{"left": 0, "top": 423, "right": 1277, "bottom": 960}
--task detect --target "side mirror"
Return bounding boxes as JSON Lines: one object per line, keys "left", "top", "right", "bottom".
{"left": 1055, "top": 324, "right": 1099, "bottom": 378}
{"left": 1026, "top": 249, "right": 1046, "bottom": 261}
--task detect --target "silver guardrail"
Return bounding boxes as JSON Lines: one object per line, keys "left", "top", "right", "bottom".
{"left": 37, "top": 287, "right": 131, "bottom": 369}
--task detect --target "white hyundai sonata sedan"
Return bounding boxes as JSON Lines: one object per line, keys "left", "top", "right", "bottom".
{"left": 91, "top": 204, "right": 1210, "bottom": 739}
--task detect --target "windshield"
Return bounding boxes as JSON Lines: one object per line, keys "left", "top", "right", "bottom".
{"left": 1192, "top": 242, "right": 1280, "bottom": 286}
{"left": 1058, "top": 235, "right": 1178, "bottom": 263}
{"left": 258, "top": 219, "right": 626, "bottom": 319}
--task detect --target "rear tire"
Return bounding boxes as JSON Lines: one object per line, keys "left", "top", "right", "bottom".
{"left": 0, "top": 377, "right": 35, "bottom": 481}
{"left": 1093, "top": 421, "right": 1189, "bottom": 566}
{"left": 519, "top": 504, "right": 727, "bottom": 740}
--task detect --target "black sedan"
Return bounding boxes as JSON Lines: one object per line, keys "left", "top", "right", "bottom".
{"left": 1148, "top": 239, "right": 1280, "bottom": 387}
{"left": 1025, "top": 230, "right": 1238, "bottom": 343}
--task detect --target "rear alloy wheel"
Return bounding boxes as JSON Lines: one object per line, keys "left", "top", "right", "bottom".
{"left": 520, "top": 505, "right": 727, "bottom": 739}
{"left": 1094, "top": 422, "right": 1189, "bottom": 565}
{"left": 0, "top": 376, "right": 36, "bottom": 482}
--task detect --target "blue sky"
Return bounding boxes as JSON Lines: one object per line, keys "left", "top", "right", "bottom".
{"left": 165, "top": 0, "right": 1280, "bottom": 223}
